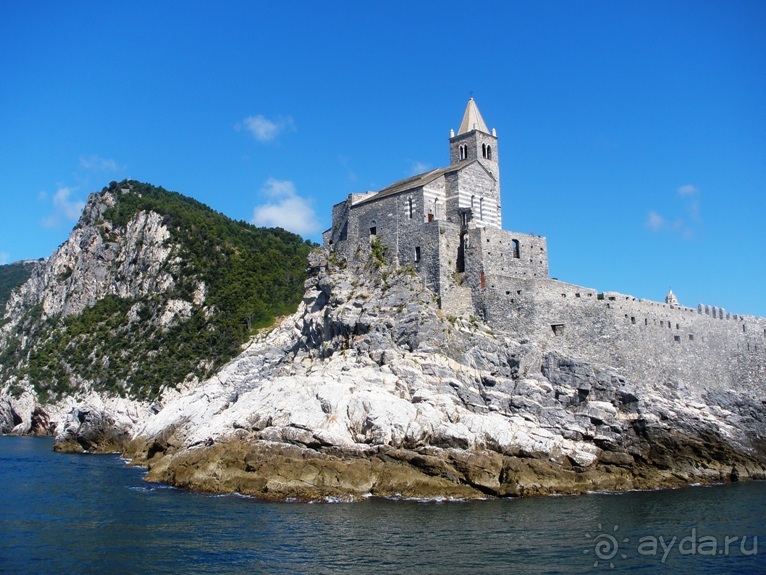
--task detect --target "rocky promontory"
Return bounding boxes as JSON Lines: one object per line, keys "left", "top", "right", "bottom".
{"left": 114, "top": 249, "right": 766, "bottom": 500}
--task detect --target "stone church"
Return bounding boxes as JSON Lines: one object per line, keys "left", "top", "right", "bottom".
{"left": 323, "top": 98, "right": 548, "bottom": 316}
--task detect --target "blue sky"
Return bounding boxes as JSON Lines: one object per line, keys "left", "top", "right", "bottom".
{"left": 1, "top": 1, "right": 764, "bottom": 316}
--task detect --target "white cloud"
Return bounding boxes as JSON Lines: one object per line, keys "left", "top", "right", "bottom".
{"left": 646, "top": 184, "right": 702, "bottom": 238}
{"left": 646, "top": 211, "right": 665, "bottom": 232}
{"left": 338, "top": 155, "right": 358, "bottom": 183}
{"left": 678, "top": 184, "right": 701, "bottom": 222}
{"left": 79, "top": 154, "right": 122, "bottom": 172}
{"left": 238, "top": 114, "right": 295, "bottom": 142}
{"left": 251, "top": 178, "right": 321, "bottom": 236}
{"left": 260, "top": 178, "right": 297, "bottom": 199}
{"left": 0, "top": 252, "right": 9, "bottom": 265}
{"left": 677, "top": 184, "right": 699, "bottom": 197}
{"left": 409, "top": 161, "right": 432, "bottom": 176}
{"left": 41, "top": 186, "right": 86, "bottom": 228}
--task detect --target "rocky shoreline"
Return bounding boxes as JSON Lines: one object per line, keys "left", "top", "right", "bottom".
{"left": 51, "top": 430, "right": 766, "bottom": 502}
{"left": 128, "top": 435, "right": 764, "bottom": 502}
{"left": 36, "top": 248, "right": 766, "bottom": 501}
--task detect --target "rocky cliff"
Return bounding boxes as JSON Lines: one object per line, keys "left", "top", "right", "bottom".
{"left": 0, "top": 180, "right": 312, "bottom": 435}
{"left": 80, "top": 248, "right": 766, "bottom": 500}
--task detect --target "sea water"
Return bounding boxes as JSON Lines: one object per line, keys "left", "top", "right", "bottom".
{"left": 1, "top": 437, "right": 763, "bottom": 575}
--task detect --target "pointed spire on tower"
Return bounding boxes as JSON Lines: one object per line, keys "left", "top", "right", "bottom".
{"left": 458, "top": 97, "right": 489, "bottom": 135}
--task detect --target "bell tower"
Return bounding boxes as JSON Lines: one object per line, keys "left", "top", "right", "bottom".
{"left": 449, "top": 98, "right": 499, "bottom": 180}
{"left": 449, "top": 98, "right": 501, "bottom": 229}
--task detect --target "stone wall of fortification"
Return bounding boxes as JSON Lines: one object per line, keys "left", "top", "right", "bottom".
{"left": 475, "top": 274, "right": 766, "bottom": 390}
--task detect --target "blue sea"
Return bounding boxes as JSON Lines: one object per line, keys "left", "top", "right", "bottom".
{"left": 1, "top": 437, "right": 764, "bottom": 575}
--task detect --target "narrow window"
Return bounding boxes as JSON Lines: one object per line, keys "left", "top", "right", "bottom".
{"left": 482, "top": 143, "right": 487, "bottom": 158}
{"left": 427, "top": 213, "right": 434, "bottom": 223}
{"left": 674, "top": 335, "right": 681, "bottom": 343}
{"left": 511, "top": 239, "right": 520, "bottom": 259}
{"left": 408, "top": 197, "right": 413, "bottom": 219}
{"left": 414, "top": 246, "right": 421, "bottom": 262}
{"left": 486, "top": 145, "right": 492, "bottom": 160}
{"left": 369, "top": 220, "right": 377, "bottom": 237}
{"left": 480, "top": 271, "right": 486, "bottom": 289}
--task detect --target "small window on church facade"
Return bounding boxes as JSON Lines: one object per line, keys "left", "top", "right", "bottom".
{"left": 407, "top": 197, "right": 413, "bottom": 219}
{"left": 369, "top": 220, "right": 377, "bottom": 237}
{"left": 414, "top": 246, "right": 421, "bottom": 262}
{"left": 459, "top": 144, "right": 468, "bottom": 160}
{"left": 486, "top": 145, "right": 492, "bottom": 160}
{"left": 511, "top": 239, "right": 520, "bottom": 259}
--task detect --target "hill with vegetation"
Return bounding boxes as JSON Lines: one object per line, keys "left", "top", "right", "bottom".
{"left": 0, "top": 180, "right": 315, "bottom": 402}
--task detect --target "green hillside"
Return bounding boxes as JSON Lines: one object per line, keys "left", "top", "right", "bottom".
{"left": 0, "top": 180, "right": 316, "bottom": 401}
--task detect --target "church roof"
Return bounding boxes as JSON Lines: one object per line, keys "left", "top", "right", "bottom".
{"left": 458, "top": 98, "right": 489, "bottom": 135}
{"left": 353, "top": 160, "right": 477, "bottom": 207}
